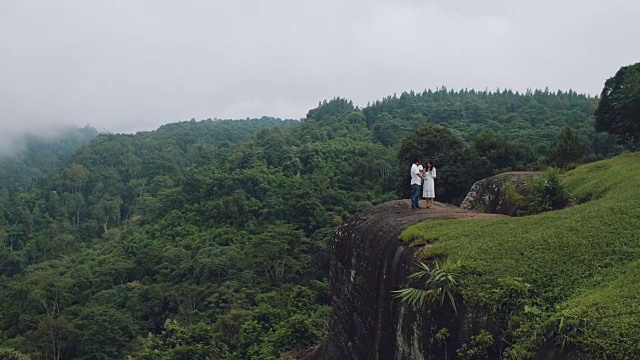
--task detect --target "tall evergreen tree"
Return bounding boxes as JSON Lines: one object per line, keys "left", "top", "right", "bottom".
{"left": 549, "top": 126, "right": 586, "bottom": 168}
{"left": 595, "top": 62, "right": 640, "bottom": 147}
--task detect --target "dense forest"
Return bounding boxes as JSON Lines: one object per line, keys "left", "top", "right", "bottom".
{"left": 0, "top": 126, "right": 98, "bottom": 192}
{"left": 0, "top": 89, "right": 627, "bottom": 359}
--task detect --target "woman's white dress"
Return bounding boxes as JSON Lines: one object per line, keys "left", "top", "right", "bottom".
{"left": 422, "top": 167, "right": 436, "bottom": 198}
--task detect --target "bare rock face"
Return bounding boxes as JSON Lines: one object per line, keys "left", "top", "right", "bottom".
{"left": 460, "top": 172, "right": 541, "bottom": 216}
{"left": 313, "top": 200, "right": 504, "bottom": 360}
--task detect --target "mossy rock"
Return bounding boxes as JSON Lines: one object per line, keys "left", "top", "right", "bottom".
{"left": 460, "top": 172, "right": 541, "bottom": 216}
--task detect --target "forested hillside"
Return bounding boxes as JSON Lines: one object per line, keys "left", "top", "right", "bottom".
{"left": 0, "top": 90, "right": 625, "bottom": 359}
{"left": 0, "top": 126, "right": 98, "bottom": 192}
{"left": 371, "top": 89, "right": 624, "bottom": 160}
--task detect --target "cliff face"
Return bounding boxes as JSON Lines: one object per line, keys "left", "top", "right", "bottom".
{"left": 314, "top": 200, "right": 503, "bottom": 360}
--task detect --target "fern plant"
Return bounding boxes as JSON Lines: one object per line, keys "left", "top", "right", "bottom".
{"left": 393, "top": 259, "right": 462, "bottom": 313}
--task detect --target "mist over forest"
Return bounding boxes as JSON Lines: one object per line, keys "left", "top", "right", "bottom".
{"left": 2, "top": 0, "right": 640, "bottom": 358}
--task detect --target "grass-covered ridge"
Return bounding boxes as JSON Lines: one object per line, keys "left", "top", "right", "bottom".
{"left": 400, "top": 153, "right": 640, "bottom": 357}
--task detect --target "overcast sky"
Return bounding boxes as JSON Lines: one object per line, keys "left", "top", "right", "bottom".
{"left": 1, "top": 0, "right": 639, "bottom": 139}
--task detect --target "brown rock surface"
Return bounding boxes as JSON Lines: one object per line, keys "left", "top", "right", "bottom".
{"left": 313, "top": 200, "right": 504, "bottom": 360}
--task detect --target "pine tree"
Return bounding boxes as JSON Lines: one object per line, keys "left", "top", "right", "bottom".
{"left": 550, "top": 127, "right": 586, "bottom": 168}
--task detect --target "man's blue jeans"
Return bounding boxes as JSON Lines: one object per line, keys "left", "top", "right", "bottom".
{"left": 411, "top": 184, "right": 420, "bottom": 208}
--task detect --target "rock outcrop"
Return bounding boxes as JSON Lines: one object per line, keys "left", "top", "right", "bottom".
{"left": 460, "top": 172, "right": 540, "bottom": 216}
{"left": 313, "top": 200, "right": 504, "bottom": 360}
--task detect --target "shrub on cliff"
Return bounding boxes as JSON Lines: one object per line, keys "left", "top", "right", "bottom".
{"left": 457, "top": 330, "right": 494, "bottom": 360}
{"left": 393, "top": 259, "right": 462, "bottom": 313}
{"left": 519, "top": 168, "right": 573, "bottom": 215}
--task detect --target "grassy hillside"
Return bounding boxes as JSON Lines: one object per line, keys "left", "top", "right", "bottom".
{"left": 400, "top": 153, "right": 640, "bottom": 358}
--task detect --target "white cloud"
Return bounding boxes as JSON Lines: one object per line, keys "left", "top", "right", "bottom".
{"left": 1, "top": 0, "right": 639, "bottom": 142}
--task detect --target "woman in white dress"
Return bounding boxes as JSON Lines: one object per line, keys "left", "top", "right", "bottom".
{"left": 422, "top": 160, "right": 437, "bottom": 208}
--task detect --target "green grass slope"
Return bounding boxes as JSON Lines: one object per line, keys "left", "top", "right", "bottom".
{"left": 400, "top": 153, "right": 640, "bottom": 358}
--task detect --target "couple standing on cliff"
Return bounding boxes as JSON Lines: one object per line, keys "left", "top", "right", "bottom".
{"left": 410, "top": 158, "right": 437, "bottom": 210}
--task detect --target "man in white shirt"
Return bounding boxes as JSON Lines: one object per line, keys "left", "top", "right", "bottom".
{"left": 410, "top": 158, "right": 422, "bottom": 209}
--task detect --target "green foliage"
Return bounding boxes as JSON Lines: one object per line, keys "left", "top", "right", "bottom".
{"left": 595, "top": 62, "right": 640, "bottom": 147}
{"left": 471, "top": 130, "right": 534, "bottom": 174}
{"left": 435, "top": 327, "right": 450, "bottom": 343}
{"left": 400, "top": 153, "right": 640, "bottom": 357}
{"left": 306, "top": 98, "right": 355, "bottom": 122}
{"left": 0, "top": 126, "right": 97, "bottom": 192}
{"left": 492, "top": 277, "right": 534, "bottom": 317}
{"left": 548, "top": 127, "right": 587, "bottom": 168}
{"left": 72, "top": 305, "right": 139, "bottom": 359}
{"left": 502, "top": 180, "right": 524, "bottom": 214}
{"left": 502, "top": 341, "right": 536, "bottom": 360}
{"left": 456, "top": 330, "right": 494, "bottom": 360}
{"left": 519, "top": 168, "right": 573, "bottom": 215}
{"left": 543, "top": 264, "right": 640, "bottom": 358}
{"left": 435, "top": 327, "right": 452, "bottom": 360}
{"left": 128, "top": 320, "right": 228, "bottom": 360}
{"left": 0, "top": 348, "right": 30, "bottom": 360}
{"left": 264, "top": 314, "right": 321, "bottom": 353}
{"left": 393, "top": 259, "right": 462, "bottom": 313}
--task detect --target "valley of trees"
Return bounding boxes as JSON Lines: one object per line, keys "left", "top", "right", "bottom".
{"left": 0, "top": 87, "right": 630, "bottom": 359}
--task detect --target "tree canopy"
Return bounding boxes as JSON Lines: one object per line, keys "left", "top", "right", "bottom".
{"left": 595, "top": 62, "right": 640, "bottom": 147}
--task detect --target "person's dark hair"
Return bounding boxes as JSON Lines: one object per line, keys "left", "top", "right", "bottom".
{"left": 427, "top": 160, "right": 434, "bottom": 170}
{"left": 414, "top": 158, "right": 420, "bottom": 164}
